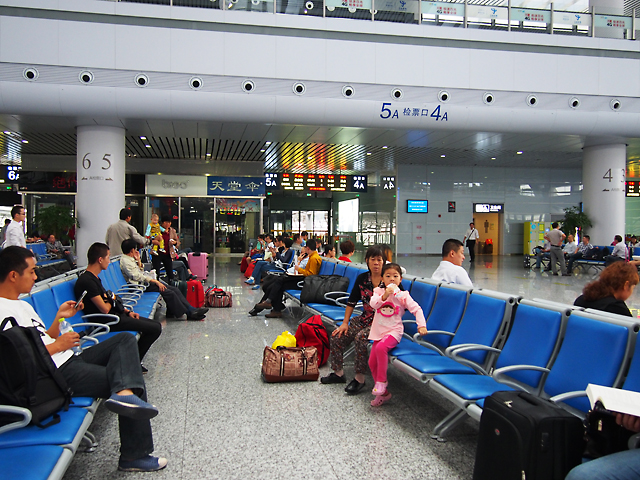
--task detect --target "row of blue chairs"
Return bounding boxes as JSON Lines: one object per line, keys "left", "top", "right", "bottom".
{"left": 282, "top": 259, "right": 640, "bottom": 445}
{"left": 26, "top": 243, "right": 68, "bottom": 271}
{"left": 1, "top": 256, "right": 162, "bottom": 479}
{"left": 573, "top": 245, "right": 614, "bottom": 273}
{"left": 97, "top": 259, "right": 161, "bottom": 320}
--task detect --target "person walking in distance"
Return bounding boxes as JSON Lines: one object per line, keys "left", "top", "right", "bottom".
{"left": 463, "top": 222, "right": 479, "bottom": 263}
{"left": 545, "top": 222, "right": 569, "bottom": 276}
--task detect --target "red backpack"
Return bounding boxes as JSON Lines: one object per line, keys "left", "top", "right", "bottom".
{"left": 295, "top": 315, "right": 330, "bottom": 367}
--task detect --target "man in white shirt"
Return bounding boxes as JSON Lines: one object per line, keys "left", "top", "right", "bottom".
{"left": 604, "top": 235, "right": 629, "bottom": 266}
{"left": 4, "top": 205, "right": 27, "bottom": 248}
{"left": 0, "top": 246, "right": 166, "bottom": 472}
{"left": 611, "top": 235, "right": 628, "bottom": 259}
{"left": 463, "top": 222, "right": 480, "bottom": 263}
{"left": 562, "top": 234, "right": 577, "bottom": 256}
{"left": 431, "top": 239, "right": 473, "bottom": 287}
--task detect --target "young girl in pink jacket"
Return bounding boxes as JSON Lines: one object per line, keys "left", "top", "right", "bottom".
{"left": 368, "top": 263, "right": 427, "bottom": 406}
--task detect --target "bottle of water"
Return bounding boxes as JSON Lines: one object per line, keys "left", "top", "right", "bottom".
{"left": 58, "top": 318, "right": 81, "bottom": 355}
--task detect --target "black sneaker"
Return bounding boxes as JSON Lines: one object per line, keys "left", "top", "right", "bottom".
{"left": 118, "top": 455, "right": 167, "bottom": 472}
{"left": 320, "top": 373, "right": 346, "bottom": 384}
{"left": 345, "top": 379, "right": 366, "bottom": 395}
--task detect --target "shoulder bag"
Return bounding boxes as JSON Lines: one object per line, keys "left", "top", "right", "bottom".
{"left": 261, "top": 346, "right": 319, "bottom": 382}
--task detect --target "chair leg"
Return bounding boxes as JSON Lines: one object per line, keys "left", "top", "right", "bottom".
{"left": 343, "top": 343, "right": 356, "bottom": 360}
{"left": 81, "top": 430, "right": 98, "bottom": 453}
{"left": 432, "top": 409, "right": 469, "bottom": 443}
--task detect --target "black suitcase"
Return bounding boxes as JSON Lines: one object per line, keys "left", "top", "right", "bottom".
{"left": 473, "top": 391, "right": 584, "bottom": 480}
{"left": 169, "top": 279, "right": 188, "bottom": 298}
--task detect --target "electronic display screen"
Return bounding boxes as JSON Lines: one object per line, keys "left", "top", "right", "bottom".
{"left": 407, "top": 200, "right": 428, "bottom": 213}
{"left": 627, "top": 181, "right": 640, "bottom": 197}
{"left": 265, "top": 173, "right": 367, "bottom": 193}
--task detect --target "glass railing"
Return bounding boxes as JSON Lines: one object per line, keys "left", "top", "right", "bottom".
{"left": 112, "top": 0, "right": 638, "bottom": 40}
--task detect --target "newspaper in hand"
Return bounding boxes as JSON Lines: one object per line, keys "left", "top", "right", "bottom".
{"left": 586, "top": 384, "right": 640, "bottom": 417}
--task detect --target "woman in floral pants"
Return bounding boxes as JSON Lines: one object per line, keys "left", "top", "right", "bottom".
{"left": 320, "top": 245, "right": 386, "bottom": 394}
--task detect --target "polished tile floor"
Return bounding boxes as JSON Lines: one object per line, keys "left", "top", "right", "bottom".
{"left": 63, "top": 254, "right": 640, "bottom": 480}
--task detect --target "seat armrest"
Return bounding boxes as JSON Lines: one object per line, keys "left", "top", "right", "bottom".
{"left": 324, "top": 291, "right": 349, "bottom": 306}
{"left": 72, "top": 322, "right": 111, "bottom": 336}
{"left": 550, "top": 390, "right": 587, "bottom": 404}
{"left": 445, "top": 343, "right": 500, "bottom": 356}
{"left": 446, "top": 344, "right": 502, "bottom": 375}
{"left": 82, "top": 313, "right": 121, "bottom": 327}
{"left": 115, "top": 291, "right": 141, "bottom": 299}
{"left": 411, "top": 335, "right": 446, "bottom": 355}
{"left": 117, "top": 285, "right": 146, "bottom": 292}
{"left": 0, "top": 405, "right": 31, "bottom": 435}
{"left": 80, "top": 335, "right": 99, "bottom": 348}
{"left": 414, "top": 330, "right": 455, "bottom": 340}
{"left": 492, "top": 364, "right": 549, "bottom": 393}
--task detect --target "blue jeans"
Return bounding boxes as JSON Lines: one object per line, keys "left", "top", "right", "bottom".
{"left": 252, "top": 261, "right": 279, "bottom": 281}
{"left": 566, "top": 450, "right": 640, "bottom": 480}
{"left": 59, "top": 333, "right": 154, "bottom": 460}
{"left": 535, "top": 252, "right": 550, "bottom": 268}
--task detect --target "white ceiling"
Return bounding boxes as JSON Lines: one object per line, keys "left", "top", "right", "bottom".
{"left": 3, "top": 114, "right": 640, "bottom": 176}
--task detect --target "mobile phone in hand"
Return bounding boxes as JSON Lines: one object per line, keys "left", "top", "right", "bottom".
{"left": 74, "top": 290, "right": 87, "bottom": 309}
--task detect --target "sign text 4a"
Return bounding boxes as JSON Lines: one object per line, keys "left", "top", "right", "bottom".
{"left": 380, "top": 103, "right": 448, "bottom": 121}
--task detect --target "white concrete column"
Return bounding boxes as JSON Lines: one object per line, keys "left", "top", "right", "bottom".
{"left": 76, "top": 126, "right": 125, "bottom": 267}
{"left": 582, "top": 143, "right": 626, "bottom": 246}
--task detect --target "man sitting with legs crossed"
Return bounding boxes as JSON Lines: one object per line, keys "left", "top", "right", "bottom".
{"left": 120, "top": 239, "right": 208, "bottom": 321}
{"left": 250, "top": 239, "right": 322, "bottom": 318}
{"left": 0, "top": 246, "right": 167, "bottom": 472}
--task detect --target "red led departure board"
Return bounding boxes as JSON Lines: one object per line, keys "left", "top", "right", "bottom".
{"left": 266, "top": 173, "right": 367, "bottom": 192}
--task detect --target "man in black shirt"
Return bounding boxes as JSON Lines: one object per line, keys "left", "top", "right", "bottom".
{"left": 75, "top": 243, "right": 162, "bottom": 363}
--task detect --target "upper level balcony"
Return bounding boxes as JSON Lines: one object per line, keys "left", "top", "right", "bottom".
{"left": 99, "top": 0, "right": 638, "bottom": 40}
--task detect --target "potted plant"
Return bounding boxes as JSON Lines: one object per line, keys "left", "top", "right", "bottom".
{"left": 34, "top": 205, "right": 77, "bottom": 242}
{"left": 560, "top": 206, "right": 593, "bottom": 238}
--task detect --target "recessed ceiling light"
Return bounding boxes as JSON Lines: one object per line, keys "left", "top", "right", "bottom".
{"left": 441, "top": 154, "right": 446, "bottom": 158}
{"left": 21, "top": 140, "right": 28, "bottom": 144}
{"left": 308, "top": 156, "right": 312, "bottom": 159}
{"left": 491, "top": 157, "right": 496, "bottom": 160}
{"left": 265, "top": 141, "right": 272, "bottom": 145}
{"left": 145, "top": 145, "right": 152, "bottom": 148}
{"left": 260, "top": 149, "right": 265, "bottom": 153}
{"left": 2, "top": 131, "right": 9, "bottom": 134}
{"left": 206, "top": 153, "right": 211, "bottom": 156}
{"left": 366, "top": 152, "right": 371, "bottom": 156}
{"left": 517, "top": 151, "right": 523, "bottom": 155}
{"left": 140, "top": 136, "right": 146, "bottom": 140}
{"left": 382, "top": 146, "right": 388, "bottom": 149}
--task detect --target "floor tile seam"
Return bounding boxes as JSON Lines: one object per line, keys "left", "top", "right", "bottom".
{"left": 174, "top": 318, "right": 193, "bottom": 480}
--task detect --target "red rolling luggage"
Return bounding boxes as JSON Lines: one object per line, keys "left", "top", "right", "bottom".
{"left": 240, "top": 256, "right": 249, "bottom": 273}
{"left": 244, "top": 261, "right": 256, "bottom": 279}
{"left": 188, "top": 252, "right": 208, "bottom": 280}
{"left": 186, "top": 279, "right": 205, "bottom": 308}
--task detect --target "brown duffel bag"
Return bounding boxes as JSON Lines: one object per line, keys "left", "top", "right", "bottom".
{"left": 261, "top": 346, "right": 319, "bottom": 382}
